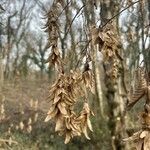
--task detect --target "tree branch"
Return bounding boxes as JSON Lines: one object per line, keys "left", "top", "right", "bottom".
{"left": 100, "top": 0, "right": 140, "bottom": 28}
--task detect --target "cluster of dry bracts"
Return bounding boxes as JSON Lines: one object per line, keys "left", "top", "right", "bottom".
{"left": 44, "top": 3, "right": 123, "bottom": 143}
{"left": 124, "top": 68, "right": 150, "bottom": 149}
{"left": 123, "top": 106, "right": 150, "bottom": 150}
{"left": 45, "top": 70, "right": 94, "bottom": 143}
{"left": 45, "top": 46, "right": 63, "bottom": 72}
{"left": 44, "top": 2, "right": 63, "bottom": 72}
{"left": 127, "top": 68, "right": 147, "bottom": 110}
{"left": 44, "top": 0, "right": 95, "bottom": 143}
{"left": 91, "top": 23, "right": 122, "bottom": 81}
{"left": 44, "top": 3, "right": 59, "bottom": 48}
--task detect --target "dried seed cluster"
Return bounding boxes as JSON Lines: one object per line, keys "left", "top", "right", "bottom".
{"left": 82, "top": 64, "right": 95, "bottom": 94}
{"left": 124, "top": 67, "right": 150, "bottom": 149}
{"left": 123, "top": 110, "right": 150, "bottom": 150}
{"left": 44, "top": 2, "right": 63, "bottom": 72}
{"left": 44, "top": 1, "right": 95, "bottom": 143}
{"left": 127, "top": 68, "right": 147, "bottom": 110}
{"left": 45, "top": 70, "right": 94, "bottom": 143}
{"left": 91, "top": 23, "right": 122, "bottom": 80}
{"left": 45, "top": 3, "right": 59, "bottom": 48}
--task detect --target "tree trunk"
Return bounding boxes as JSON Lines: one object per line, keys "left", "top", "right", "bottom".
{"left": 0, "top": 23, "right": 4, "bottom": 91}
{"left": 93, "top": 44, "right": 104, "bottom": 117}
{"left": 100, "top": 0, "right": 126, "bottom": 149}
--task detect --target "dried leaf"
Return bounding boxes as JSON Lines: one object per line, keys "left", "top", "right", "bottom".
{"left": 58, "top": 102, "right": 68, "bottom": 115}
{"left": 55, "top": 114, "right": 64, "bottom": 131}
{"left": 148, "top": 86, "right": 150, "bottom": 102}
{"left": 53, "top": 47, "right": 60, "bottom": 56}
{"left": 45, "top": 108, "right": 58, "bottom": 122}
{"left": 127, "top": 68, "right": 147, "bottom": 110}
{"left": 47, "top": 104, "right": 56, "bottom": 114}
{"left": 140, "top": 131, "right": 149, "bottom": 138}
{"left": 140, "top": 112, "right": 150, "bottom": 126}
{"left": 65, "top": 118, "right": 71, "bottom": 130}
{"left": 82, "top": 124, "right": 90, "bottom": 140}
{"left": 122, "top": 131, "right": 141, "bottom": 142}
{"left": 44, "top": 115, "right": 52, "bottom": 122}
{"left": 87, "top": 117, "right": 93, "bottom": 132}
{"left": 65, "top": 132, "right": 71, "bottom": 144}
{"left": 53, "top": 95, "right": 61, "bottom": 104}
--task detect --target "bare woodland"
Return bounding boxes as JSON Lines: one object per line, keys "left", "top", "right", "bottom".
{"left": 0, "top": 0, "right": 150, "bottom": 149}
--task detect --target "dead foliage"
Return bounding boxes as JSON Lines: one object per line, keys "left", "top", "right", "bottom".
{"left": 44, "top": 70, "right": 95, "bottom": 143}
{"left": 44, "top": 0, "right": 124, "bottom": 144}
{"left": 123, "top": 67, "right": 150, "bottom": 150}
{"left": 43, "top": 0, "right": 97, "bottom": 144}
{"left": 90, "top": 22, "right": 122, "bottom": 82}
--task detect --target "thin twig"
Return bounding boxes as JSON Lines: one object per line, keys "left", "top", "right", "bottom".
{"left": 0, "top": 4, "right": 5, "bottom": 11}
{"left": 74, "top": 0, "right": 140, "bottom": 69}
{"left": 57, "top": 0, "right": 72, "bottom": 19}
{"left": 0, "top": 139, "right": 18, "bottom": 144}
{"left": 145, "top": 23, "right": 150, "bottom": 28}
{"left": 100, "top": 0, "right": 140, "bottom": 28}
{"left": 144, "top": 24, "right": 150, "bottom": 45}
{"left": 75, "top": 39, "right": 92, "bottom": 69}
{"left": 65, "top": 4, "right": 86, "bottom": 37}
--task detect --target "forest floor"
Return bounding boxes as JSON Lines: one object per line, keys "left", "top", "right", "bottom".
{"left": 0, "top": 78, "right": 100, "bottom": 150}
{"left": 0, "top": 78, "right": 61, "bottom": 150}
{"left": 0, "top": 78, "right": 139, "bottom": 150}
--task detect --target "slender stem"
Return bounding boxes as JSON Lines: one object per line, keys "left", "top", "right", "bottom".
{"left": 0, "top": 139, "right": 18, "bottom": 144}
{"left": 75, "top": 39, "right": 92, "bottom": 69}
{"left": 65, "top": 4, "right": 86, "bottom": 37}
{"left": 57, "top": 0, "right": 72, "bottom": 19}
{"left": 100, "top": 0, "right": 140, "bottom": 28}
